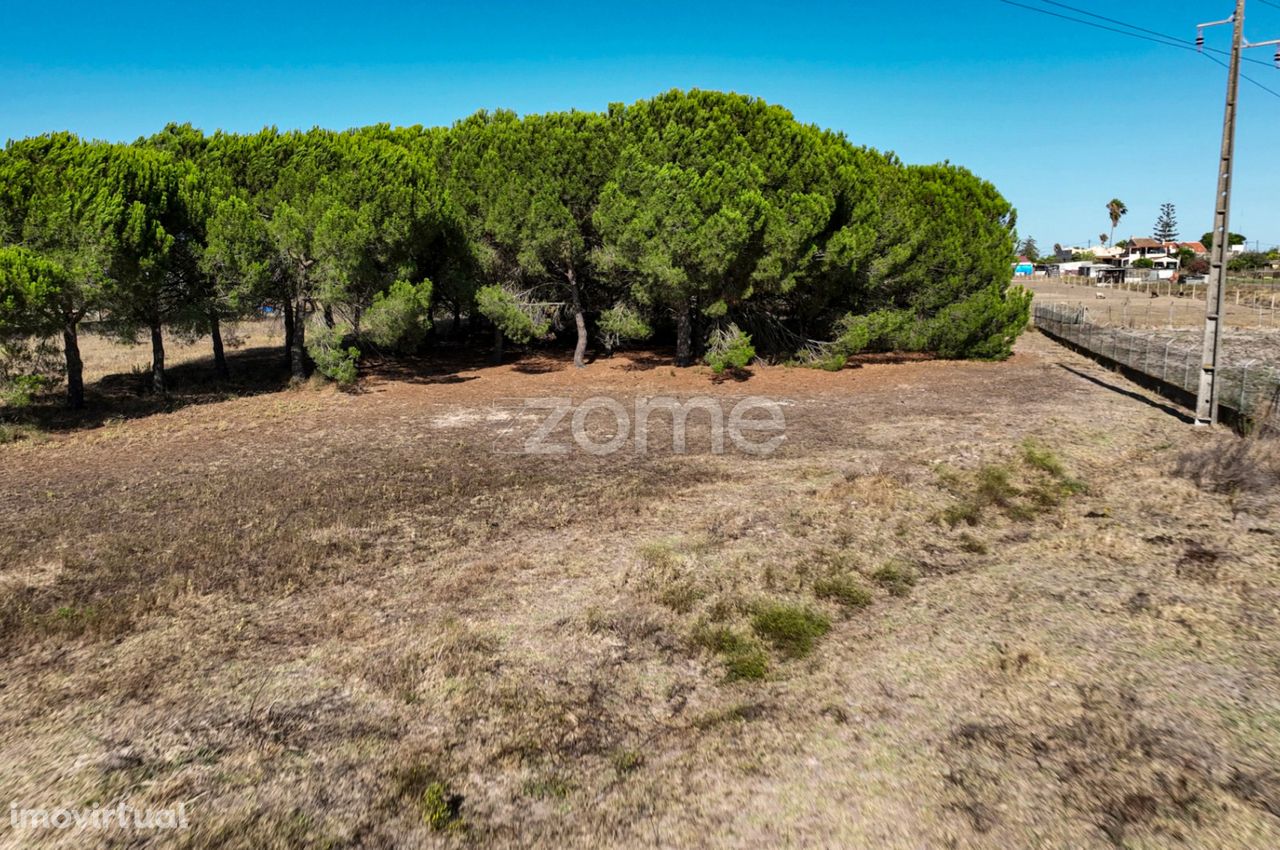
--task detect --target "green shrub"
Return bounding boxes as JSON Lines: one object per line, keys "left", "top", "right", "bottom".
{"left": 1021, "top": 439, "right": 1067, "bottom": 477}
{"left": 937, "top": 464, "right": 1017, "bottom": 527}
{"left": 939, "top": 499, "right": 983, "bottom": 528}
{"left": 305, "top": 323, "right": 359, "bottom": 386}
{"left": 871, "top": 561, "right": 916, "bottom": 597}
{"left": 723, "top": 645, "right": 770, "bottom": 681}
{"left": 597, "top": 303, "right": 652, "bottom": 352}
{"left": 364, "top": 279, "right": 433, "bottom": 353}
{"left": 475, "top": 285, "right": 551, "bottom": 344}
{"left": 937, "top": 451, "right": 1084, "bottom": 527}
{"left": 0, "top": 374, "right": 50, "bottom": 407}
{"left": 833, "top": 283, "right": 1031, "bottom": 361}
{"left": 704, "top": 324, "right": 756, "bottom": 374}
{"left": 691, "top": 624, "right": 770, "bottom": 681}
{"left": 1021, "top": 439, "right": 1087, "bottom": 496}
{"left": 420, "top": 781, "right": 463, "bottom": 831}
{"left": 975, "top": 464, "right": 1018, "bottom": 507}
{"left": 750, "top": 603, "right": 830, "bottom": 658}
{"left": 834, "top": 309, "right": 916, "bottom": 355}
{"left": 921, "top": 284, "right": 1032, "bottom": 360}
{"left": 813, "top": 575, "right": 872, "bottom": 609}
{"left": 810, "top": 351, "right": 848, "bottom": 371}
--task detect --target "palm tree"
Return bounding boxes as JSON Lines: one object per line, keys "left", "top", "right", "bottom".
{"left": 1099, "top": 233, "right": 1108, "bottom": 247}
{"left": 1107, "top": 199, "right": 1128, "bottom": 245}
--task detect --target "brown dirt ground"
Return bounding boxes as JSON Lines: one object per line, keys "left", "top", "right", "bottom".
{"left": 1, "top": 328, "right": 1278, "bottom": 849}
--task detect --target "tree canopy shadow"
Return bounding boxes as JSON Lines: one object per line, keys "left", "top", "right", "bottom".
{"left": 710, "top": 368, "right": 753, "bottom": 384}
{"left": 3, "top": 345, "right": 294, "bottom": 434}
{"left": 615, "top": 349, "right": 678, "bottom": 372}
{"left": 361, "top": 351, "right": 485, "bottom": 385}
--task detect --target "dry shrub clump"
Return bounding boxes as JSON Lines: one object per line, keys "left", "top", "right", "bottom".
{"left": 1176, "top": 431, "right": 1280, "bottom": 518}
{"left": 1177, "top": 399, "right": 1280, "bottom": 517}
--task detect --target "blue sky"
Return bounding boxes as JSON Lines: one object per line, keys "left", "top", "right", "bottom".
{"left": 4, "top": 0, "right": 1279, "bottom": 248}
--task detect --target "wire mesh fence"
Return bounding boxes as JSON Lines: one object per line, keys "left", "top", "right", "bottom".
{"left": 1040, "top": 276, "right": 1280, "bottom": 331}
{"left": 1033, "top": 302, "right": 1280, "bottom": 422}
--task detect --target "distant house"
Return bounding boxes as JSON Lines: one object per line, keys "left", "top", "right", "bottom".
{"left": 1014, "top": 256, "right": 1035, "bottom": 277}
{"left": 1121, "top": 238, "right": 1179, "bottom": 269}
{"left": 1069, "top": 245, "right": 1124, "bottom": 265}
{"left": 1178, "top": 241, "right": 1208, "bottom": 256}
{"left": 1053, "top": 260, "right": 1092, "bottom": 276}
{"left": 1049, "top": 260, "right": 1124, "bottom": 282}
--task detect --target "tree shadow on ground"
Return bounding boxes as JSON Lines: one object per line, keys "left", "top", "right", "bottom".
{"left": 710, "top": 368, "right": 753, "bottom": 384}
{"left": 361, "top": 352, "right": 485, "bottom": 385}
{"left": 3, "top": 346, "right": 295, "bottom": 434}
{"left": 615, "top": 349, "right": 678, "bottom": 372}
{"left": 362, "top": 342, "right": 587, "bottom": 383}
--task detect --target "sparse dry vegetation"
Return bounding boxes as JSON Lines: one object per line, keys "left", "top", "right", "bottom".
{"left": 813, "top": 573, "right": 873, "bottom": 609}
{"left": 1176, "top": 430, "right": 1280, "bottom": 519}
{"left": 1, "top": 331, "right": 1278, "bottom": 849}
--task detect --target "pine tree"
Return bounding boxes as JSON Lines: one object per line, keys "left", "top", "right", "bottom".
{"left": 1153, "top": 203, "right": 1179, "bottom": 243}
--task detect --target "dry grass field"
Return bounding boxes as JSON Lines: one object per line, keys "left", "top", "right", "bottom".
{"left": 1029, "top": 278, "right": 1280, "bottom": 368}
{"left": 1028, "top": 278, "right": 1280, "bottom": 331}
{"left": 1, "top": 325, "right": 1279, "bottom": 848}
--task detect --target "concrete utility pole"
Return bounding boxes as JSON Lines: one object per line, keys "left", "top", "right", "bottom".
{"left": 1195, "top": 2, "right": 1280, "bottom": 425}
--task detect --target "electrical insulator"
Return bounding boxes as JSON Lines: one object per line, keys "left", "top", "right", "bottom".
{"left": 1196, "top": 30, "right": 1205, "bottom": 51}
{"left": 1274, "top": 46, "right": 1280, "bottom": 68}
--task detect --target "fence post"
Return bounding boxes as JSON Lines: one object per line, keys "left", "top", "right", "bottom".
{"left": 1240, "top": 361, "right": 1252, "bottom": 416}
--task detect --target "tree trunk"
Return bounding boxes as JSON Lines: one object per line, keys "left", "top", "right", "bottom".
{"left": 451, "top": 301, "right": 462, "bottom": 339}
{"left": 62, "top": 322, "right": 84, "bottom": 410}
{"left": 567, "top": 268, "right": 587, "bottom": 369}
{"left": 323, "top": 304, "right": 335, "bottom": 329}
{"left": 492, "top": 325, "right": 504, "bottom": 365}
{"left": 283, "top": 299, "right": 295, "bottom": 367}
{"left": 290, "top": 298, "right": 308, "bottom": 381}
{"left": 150, "top": 321, "right": 166, "bottom": 394}
{"left": 210, "top": 313, "right": 229, "bottom": 379}
{"left": 675, "top": 300, "right": 693, "bottom": 367}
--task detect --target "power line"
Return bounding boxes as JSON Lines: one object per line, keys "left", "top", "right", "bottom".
{"left": 1204, "top": 51, "right": 1280, "bottom": 100}
{"left": 999, "top": 0, "right": 1277, "bottom": 68}
{"left": 1033, "top": 0, "right": 1276, "bottom": 67}
{"left": 997, "top": 0, "right": 1202, "bottom": 52}
{"left": 1036, "top": 1, "right": 1213, "bottom": 48}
